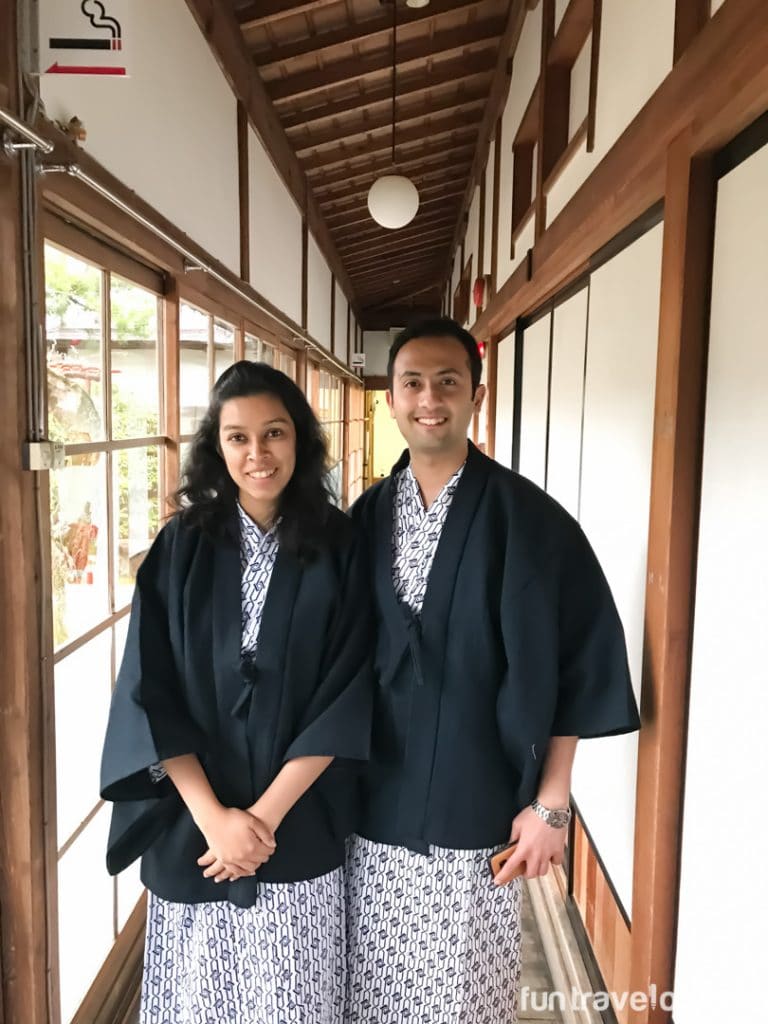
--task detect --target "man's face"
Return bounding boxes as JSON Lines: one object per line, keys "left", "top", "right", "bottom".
{"left": 387, "top": 335, "right": 486, "bottom": 457}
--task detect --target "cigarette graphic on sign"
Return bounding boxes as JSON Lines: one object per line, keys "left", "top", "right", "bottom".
{"left": 46, "top": 0, "right": 126, "bottom": 75}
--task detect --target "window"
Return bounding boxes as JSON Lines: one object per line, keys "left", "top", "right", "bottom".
{"left": 346, "top": 383, "right": 365, "bottom": 505}
{"left": 309, "top": 363, "right": 345, "bottom": 504}
{"left": 45, "top": 241, "right": 163, "bottom": 1022}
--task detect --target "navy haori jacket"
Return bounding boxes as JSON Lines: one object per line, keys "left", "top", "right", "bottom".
{"left": 100, "top": 506, "right": 373, "bottom": 907}
{"left": 350, "top": 442, "right": 640, "bottom": 854}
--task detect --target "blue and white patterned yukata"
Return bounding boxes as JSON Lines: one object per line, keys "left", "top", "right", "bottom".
{"left": 345, "top": 462, "right": 524, "bottom": 1024}
{"left": 142, "top": 505, "right": 346, "bottom": 1024}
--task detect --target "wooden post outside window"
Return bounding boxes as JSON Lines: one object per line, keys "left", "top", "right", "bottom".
{"left": 628, "top": 128, "right": 715, "bottom": 1024}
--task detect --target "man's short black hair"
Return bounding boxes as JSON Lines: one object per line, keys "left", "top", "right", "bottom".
{"left": 387, "top": 316, "right": 483, "bottom": 393}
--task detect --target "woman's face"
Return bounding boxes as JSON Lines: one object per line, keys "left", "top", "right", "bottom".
{"left": 218, "top": 393, "right": 297, "bottom": 527}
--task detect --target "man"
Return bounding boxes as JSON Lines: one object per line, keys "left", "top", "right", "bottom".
{"left": 345, "top": 318, "right": 640, "bottom": 1023}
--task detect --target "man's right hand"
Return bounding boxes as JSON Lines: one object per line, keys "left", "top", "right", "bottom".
{"left": 195, "top": 806, "right": 277, "bottom": 881}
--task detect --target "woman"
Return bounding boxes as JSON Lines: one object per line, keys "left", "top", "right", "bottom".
{"left": 100, "top": 361, "right": 372, "bottom": 1024}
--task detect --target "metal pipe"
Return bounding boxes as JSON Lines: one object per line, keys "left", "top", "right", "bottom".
{"left": 38, "top": 162, "right": 361, "bottom": 383}
{"left": 0, "top": 104, "right": 54, "bottom": 154}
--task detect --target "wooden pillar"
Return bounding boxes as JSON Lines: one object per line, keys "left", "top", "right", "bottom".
{"left": 236, "top": 102, "right": 250, "bottom": 283}
{"left": 0, "top": 5, "right": 51, "bottom": 1021}
{"left": 162, "top": 280, "right": 181, "bottom": 501}
{"left": 628, "top": 128, "right": 715, "bottom": 1024}
{"left": 486, "top": 334, "right": 499, "bottom": 459}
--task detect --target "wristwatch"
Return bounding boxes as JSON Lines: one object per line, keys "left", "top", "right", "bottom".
{"left": 530, "top": 798, "right": 572, "bottom": 829}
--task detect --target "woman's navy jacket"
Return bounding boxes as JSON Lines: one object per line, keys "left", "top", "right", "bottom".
{"left": 351, "top": 442, "right": 640, "bottom": 854}
{"left": 100, "top": 506, "right": 373, "bottom": 907}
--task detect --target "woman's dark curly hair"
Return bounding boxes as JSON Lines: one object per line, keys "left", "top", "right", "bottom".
{"left": 171, "top": 360, "right": 334, "bottom": 558}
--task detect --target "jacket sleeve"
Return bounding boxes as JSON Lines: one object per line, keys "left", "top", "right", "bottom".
{"left": 100, "top": 518, "right": 207, "bottom": 803}
{"left": 551, "top": 523, "right": 641, "bottom": 738}
{"left": 283, "top": 530, "right": 374, "bottom": 764}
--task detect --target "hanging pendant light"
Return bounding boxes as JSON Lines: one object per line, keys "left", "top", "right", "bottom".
{"left": 367, "top": 1, "right": 419, "bottom": 230}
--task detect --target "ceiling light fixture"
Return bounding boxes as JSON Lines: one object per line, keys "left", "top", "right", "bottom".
{"left": 405, "top": 0, "right": 431, "bottom": 8}
{"left": 367, "top": 1, "right": 419, "bottom": 229}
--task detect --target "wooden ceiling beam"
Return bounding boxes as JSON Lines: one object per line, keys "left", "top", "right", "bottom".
{"left": 325, "top": 191, "right": 465, "bottom": 231}
{"left": 310, "top": 142, "right": 476, "bottom": 190}
{"left": 182, "top": 0, "right": 358, "bottom": 312}
{"left": 334, "top": 211, "right": 458, "bottom": 247}
{"left": 317, "top": 160, "right": 473, "bottom": 204}
{"left": 335, "top": 214, "right": 459, "bottom": 252}
{"left": 328, "top": 200, "right": 464, "bottom": 235}
{"left": 291, "top": 86, "right": 487, "bottom": 153}
{"left": 443, "top": 0, "right": 529, "bottom": 284}
{"left": 252, "top": 0, "right": 485, "bottom": 66}
{"left": 353, "top": 261, "right": 445, "bottom": 291}
{"left": 344, "top": 236, "right": 454, "bottom": 273}
{"left": 277, "top": 51, "right": 496, "bottom": 122}
{"left": 319, "top": 172, "right": 471, "bottom": 213}
{"left": 339, "top": 224, "right": 456, "bottom": 260}
{"left": 302, "top": 120, "right": 478, "bottom": 173}
{"left": 265, "top": 18, "right": 505, "bottom": 103}
{"left": 238, "top": 0, "right": 339, "bottom": 31}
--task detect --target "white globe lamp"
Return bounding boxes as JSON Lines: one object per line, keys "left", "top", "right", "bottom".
{"left": 367, "top": 174, "right": 419, "bottom": 230}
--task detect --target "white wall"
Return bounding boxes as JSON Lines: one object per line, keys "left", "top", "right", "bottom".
{"left": 546, "top": 286, "right": 588, "bottom": 518}
{"left": 547, "top": 0, "right": 675, "bottom": 223}
{"left": 569, "top": 33, "right": 591, "bottom": 139}
{"left": 307, "top": 235, "right": 332, "bottom": 349}
{"left": 483, "top": 139, "right": 496, "bottom": 286}
{"left": 674, "top": 144, "right": 768, "bottom": 1024}
{"left": 40, "top": 0, "right": 240, "bottom": 275}
{"left": 465, "top": 185, "right": 482, "bottom": 327}
{"left": 494, "top": 333, "right": 516, "bottom": 468}
{"left": 248, "top": 128, "right": 302, "bottom": 325}
{"left": 362, "top": 330, "right": 391, "bottom": 377}
{"left": 518, "top": 314, "right": 551, "bottom": 489}
{"left": 497, "top": 3, "right": 543, "bottom": 286}
{"left": 334, "top": 281, "right": 348, "bottom": 362}
{"left": 573, "top": 222, "right": 663, "bottom": 919}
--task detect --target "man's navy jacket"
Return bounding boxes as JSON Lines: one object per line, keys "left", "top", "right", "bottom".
{"left": 351, "top": 441, "right": 641, "bottom": 854}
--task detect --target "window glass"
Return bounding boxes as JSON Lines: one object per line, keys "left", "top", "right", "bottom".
{"left": 50, "top": 453, "right": 109, "bottom": 649}
{"left": 110, "top": 276, "right": 160, "bottom": 440}
{"left": 45, "top": 244, "right": 105, "bottom": 444}
{"left": 179, "top": 301, "right": 210, "bottom": 434}
{"left": 113, "top": 445, "right": 160, "bottom": 610}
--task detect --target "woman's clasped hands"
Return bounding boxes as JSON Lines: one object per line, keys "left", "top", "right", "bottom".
{"left": 196, "top": 805, "right": 277, "bottom": 883}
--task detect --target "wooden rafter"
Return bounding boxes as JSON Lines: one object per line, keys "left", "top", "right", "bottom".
{"left": 265, "top": 19, "right": 504, "bottom": 104}
{"left": 307, "top": 141, "right": 477, "bottom": 189}
{"left": 237, "top": 0, "right": 340, "bottom": 31}
{"left": 333, "top": 210, "right": 459, "bottom": 247}
{"left": 325, "top": 192, "right": 465, "bottom": 231}
{"left": 344, "top": 234, "right": 454, "bottom": 272}
{"left": 277, "top": 50, "right": 496, "bottom": 120}
{"left": 316, "top": 160, "right": 473, "bottom": 203}
{"left": 290, "top": 86, "right": 488, "bottom": 153}
{"left": 303, "top": 118, "right": 478, "bottom": 173}
{"left": 252, "top": 0, "right": 484, "bottom": 66}
{"left": 321, "top": 176, "right": 470, "bottom": 216}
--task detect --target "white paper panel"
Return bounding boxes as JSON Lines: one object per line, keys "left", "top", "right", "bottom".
{"left": 307, "top": 235, "right": 332, "bottom": 350}
{"left": 248, "top": 128, "right": 302, "bottom": 325}
{"left": 494, "top": 334, "right": 516, "bottom": 469}
{"left": 573, "top": 222, "right": 663, "bottom": 919}
{"left": 674, "top": 144, "right": 768, "bottom": 1024}
{"left": 547, "top": 287, "right": 588, "bottom": 518}
{"left": 483, "top": 140, "right": 496, "bottom": 278}
{"left": 334, "top": 282, "right": 348, "bottom": 362}
{"left": 518, "top": 314, "right": 551, "bottom": 488}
